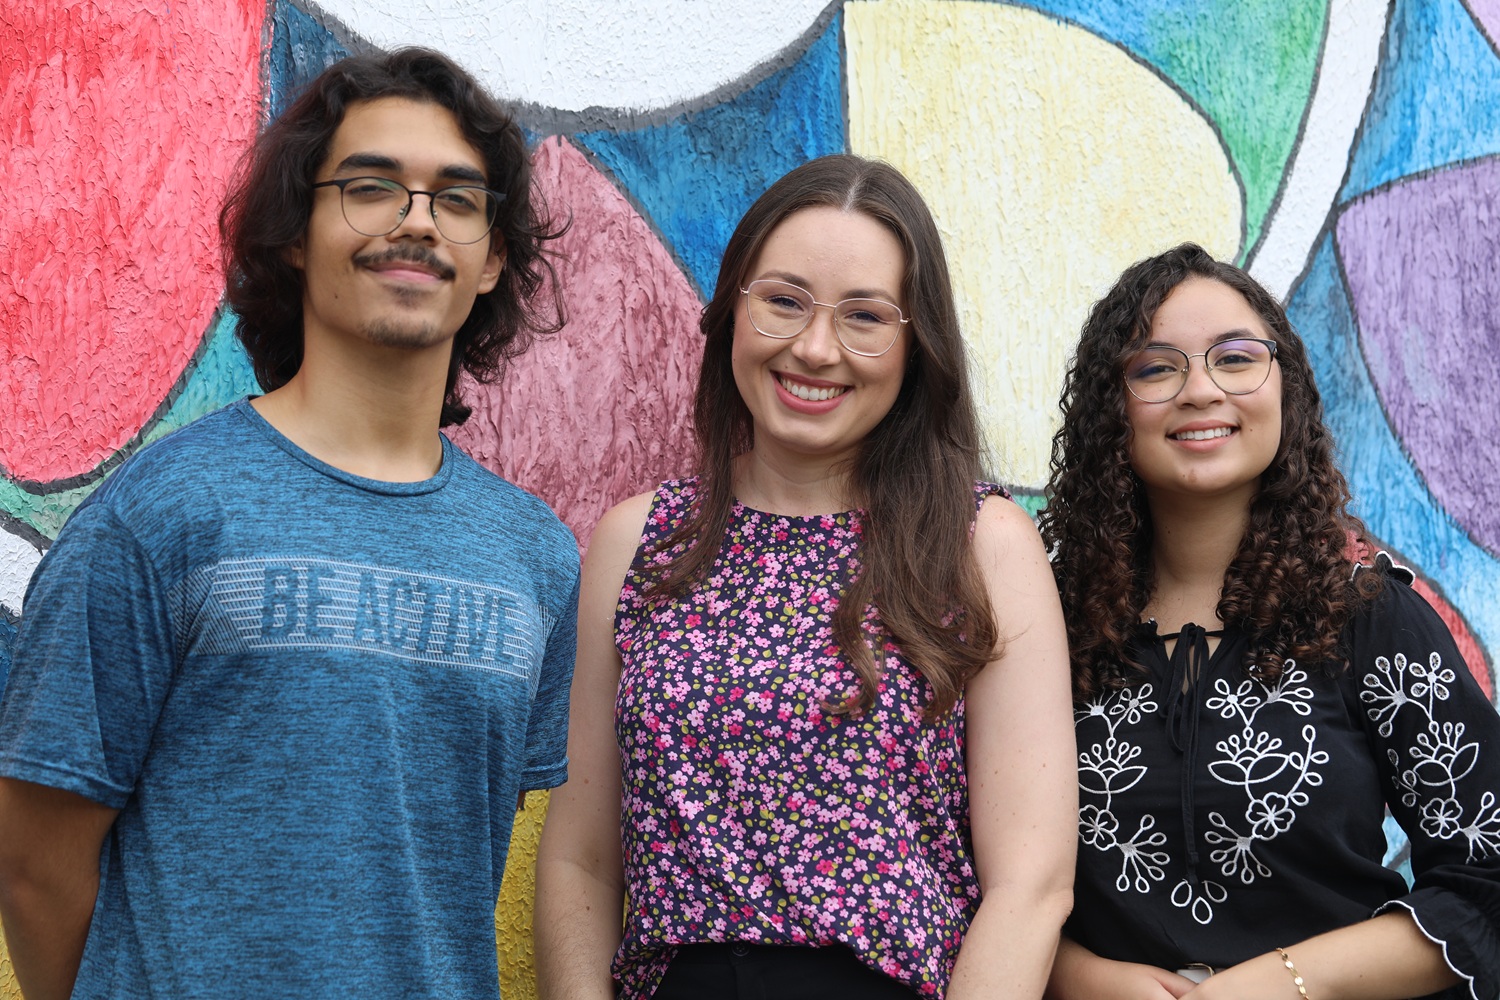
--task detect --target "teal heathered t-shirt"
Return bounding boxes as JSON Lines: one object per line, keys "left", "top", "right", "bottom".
{"left": 0, "top": 399, "right": 580, "bottom": 999}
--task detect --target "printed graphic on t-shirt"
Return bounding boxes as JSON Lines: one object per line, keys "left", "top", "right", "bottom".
{"left": 181, "top": 557, "right": 544, "bottom": 680}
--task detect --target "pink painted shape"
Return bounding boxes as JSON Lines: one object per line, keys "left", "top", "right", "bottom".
{"left": 451, "top": 137, "right": 705, "bottom": 551}
{"left": 0, "top": 1, "right": 263, "bottom": 482}
{"left": 1470, "top": 0, "right": 1500, "bottom": 46}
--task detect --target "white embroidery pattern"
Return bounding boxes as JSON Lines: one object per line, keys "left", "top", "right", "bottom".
{"left": 1075, "top": 664, "right": 1328, "bottom": 925}
{"left": 1361, "top": 652, "right": 1500, "bottom": 861}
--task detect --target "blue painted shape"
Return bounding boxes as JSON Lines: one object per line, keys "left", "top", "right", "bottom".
{"left": 573, "top": 13, "right": 845, "bottom": 296}
{"left": 1342, "top": 0, "right": 1500, "bottom": 200}
{"left": 1381, "top": 812, "right": 1414, "bottom": 885}
{"left": 267, "top": 1, "right": 352, "bottom": 121}
{"left": 1286, "top": 235, "right": 1500, "bottom": 671}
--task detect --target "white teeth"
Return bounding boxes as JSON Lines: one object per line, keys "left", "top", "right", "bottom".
{"left": 777, "top": 375, "right": 848, "bottom": 402}
{"left": 1171, "top": 427, "right": 1234, "bottom": 441}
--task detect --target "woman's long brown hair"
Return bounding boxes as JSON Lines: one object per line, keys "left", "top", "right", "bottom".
{"left": 640, "top": 155, "right": 998, "bottom": 721}
{"left": 1038, "top": 243, "right": 1382, "bottom": 702}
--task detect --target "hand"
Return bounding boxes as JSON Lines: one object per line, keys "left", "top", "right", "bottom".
{"left": 1047, "top": 953, "right": 1197, "bottom": 1000}
{"left": 1180, "top": 955, "right": 1292, "bottom": 1000}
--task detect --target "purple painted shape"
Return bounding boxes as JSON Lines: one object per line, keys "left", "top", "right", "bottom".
{"left": 1470, "top": 0, "right": 1500, "bottom": 48}
{"left": 1337, "top": 157, "right": 1500, "bottom": 557}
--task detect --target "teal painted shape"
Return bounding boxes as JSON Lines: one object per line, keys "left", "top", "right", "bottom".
{"left": 1286, "top": 235, "right": 1500, "bottom": 671}
{"left": 268, "top": 1, "right": 352, "bottom": 120}
{"left": 1010, "top": 0, "right": 1324, "bottom": 259}
{"left": 0, "top": 311, "right": 257, "bottom": 539}
{"left": 573, "top": 13, "right": 846, "bottom": 297}
{"left": 1342, "top": 0, "right": 1500, "bottom": 200}
{"left": 140, "top": 310, "right": 260, "bottom": 447}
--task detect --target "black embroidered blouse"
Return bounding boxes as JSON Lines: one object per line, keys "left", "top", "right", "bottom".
{"left": 1066, "top": 560, "right": 1500, "bottom": 1000}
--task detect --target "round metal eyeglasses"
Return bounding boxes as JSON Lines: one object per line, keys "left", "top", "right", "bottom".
{"left": 740, "top": 280, "right": 908, "bottom": 358}
{"left": 1123, "top": 338, "right": 1279, "bottom": 403}
{"left": 311, "top": 176, "right": 504, "bottom": 245}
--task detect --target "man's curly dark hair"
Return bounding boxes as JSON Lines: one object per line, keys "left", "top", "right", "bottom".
{"left": 1038, "top": 243, "right": 1381, "bottom": 702}
{"left": 219, "top": 47, "right": 564, "bottom": 426}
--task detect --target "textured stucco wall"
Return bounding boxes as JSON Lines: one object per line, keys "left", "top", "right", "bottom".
{"left": 2, "top": 2, "right": 1498, "bottom": 998}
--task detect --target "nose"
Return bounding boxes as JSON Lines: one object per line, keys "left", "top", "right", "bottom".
{"left": 789, "top": 303, "right": 843, "bottom": 367}
{"left": 1177, "top": 353, "right": 1225, "bottom": 406}
{"left": 390, "top": 191, "right": 441, "bottom": 241}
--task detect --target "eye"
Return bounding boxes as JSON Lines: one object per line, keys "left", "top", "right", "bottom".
{"left": 343, "top": 177, "right": 402, "bottom": 201}
{"left": 837, "top": 299, "right": 901, "bottom": 329}
{"left": 435, "top": 187, "right": 485, "bottom": 215}
{"left": 1126, "top": 354, "right": 1182, "bottom": 382}
{"left": 1209, "top": 340, "right": 1269, "bottom": 370}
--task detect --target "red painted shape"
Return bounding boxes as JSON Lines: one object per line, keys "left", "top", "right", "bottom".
{"left": 0, "top": 1, "right": 264, "bottom": 482}
{"left": 451, "top": 137, "right": 705, "bottom": 552}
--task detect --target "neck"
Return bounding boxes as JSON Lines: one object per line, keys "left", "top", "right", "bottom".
{"left": 251, "top": 334, "right": 452, "bottom": 482}
{"left": 732, "top": 447, "right": 858, "bottom": 516}
{"left": 1141, "top": 484, "right": 1255, "bottom": 630}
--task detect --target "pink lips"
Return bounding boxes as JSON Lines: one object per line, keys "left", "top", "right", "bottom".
{"left": 773, "top": 372, "right": 849, "bottom": 415}
{"left": 369, "top": 264, "right": 443, "bottom": 284}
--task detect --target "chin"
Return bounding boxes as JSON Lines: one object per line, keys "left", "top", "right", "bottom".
{"left": 362, "top": 319, "right": 451, "bottom": 350}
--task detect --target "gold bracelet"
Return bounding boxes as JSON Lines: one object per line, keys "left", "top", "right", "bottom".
{"left": 1275, "top": 947, "right": 1310, "bottom": 1000}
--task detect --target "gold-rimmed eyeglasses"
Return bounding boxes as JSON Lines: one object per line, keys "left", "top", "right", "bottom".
{"left": 740, "top": 279, "right": 908, "bottom": 358}
{"left": 1123, "top": 338, "right": 1279, "bottom": 403}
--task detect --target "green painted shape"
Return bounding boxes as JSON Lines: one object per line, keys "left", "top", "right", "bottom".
{"left": 0, "top": 311, "right": 257, "bottom": 539}
{"left": 1023, "top": 0, "right": 1326, "bottom": 260}
{"left": 1140, "top": 1, "right": 1325, "bottom": 258}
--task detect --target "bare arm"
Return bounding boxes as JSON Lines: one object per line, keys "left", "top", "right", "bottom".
{"left": 534, "top": 493, "right": 652, "bottom": 1000}
{"left": 0, "top": 777, "right": 119, "bottom": 1000}
{"left": 1185, "top": 911, "right": 1458, "bottom": 1000}
{"left": 947, "top": 499, "right": 1078, "bottom": 1000}
{"left": 1045, "top": 935, "right": 1198, "bottom": 1000}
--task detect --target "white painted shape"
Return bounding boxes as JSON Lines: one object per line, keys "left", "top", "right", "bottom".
{"left": 309, "top": 0, "right": 833, "bottom": 112}
{"left": 0, "top": 531, "right": 42, "bottom": 614}
{"left": 1246, "top": 0, "right": 1389, "bottom": 298}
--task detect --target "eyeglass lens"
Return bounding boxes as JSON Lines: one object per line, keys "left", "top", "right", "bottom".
{"left": 1124, "top": 339, "right": 1275, "bottom": 402}
{"left": 336, "top": 177, "right": 497, "bottom": 244}
{"left": 743, "top": 280, "right": 904, "bottom": 357}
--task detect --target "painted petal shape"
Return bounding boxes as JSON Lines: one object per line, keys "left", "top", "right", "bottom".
{"left": 0, "top": 2, "right": 263, "bottom": 483}
{"left": 846, "top": 0, "right": 1243, "bottom": 488}
{"left": 1337, "top": 158, "right": 1500, "bottom": 559}
{"left": 450, "top": 138, "right": 703, "bottom": 550}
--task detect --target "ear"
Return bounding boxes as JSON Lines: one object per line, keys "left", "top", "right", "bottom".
{"left": 477, "top": 242, "right": 505, "bottom": 295}
{"left": 284, "top": 238, "right": 305, "bottom": 271}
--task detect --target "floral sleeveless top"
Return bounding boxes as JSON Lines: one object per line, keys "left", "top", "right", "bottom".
{"left": 610, "top": 478, "right": 1004, "bottom": 998}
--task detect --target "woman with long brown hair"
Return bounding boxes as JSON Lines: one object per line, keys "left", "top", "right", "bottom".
{"left": 536, "top": 154, "right": 1075, "bottom": 999}
{"left": 1041, "top": 243, "right": 1500, "bottom": 1000}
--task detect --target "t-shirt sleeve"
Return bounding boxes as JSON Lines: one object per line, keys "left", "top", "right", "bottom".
{"left": 520, "top": 563, "right": 579, "bottom": 792}
{"left": 0, "top": 502, "right": 176, "bottom": 809}
{"left": 1351, "top": 562, "right": 1500, "bottom": 1000}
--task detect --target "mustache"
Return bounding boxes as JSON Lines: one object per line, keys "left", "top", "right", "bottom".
{"left": 353, "top": 246, "right": 457, "bottom": 281}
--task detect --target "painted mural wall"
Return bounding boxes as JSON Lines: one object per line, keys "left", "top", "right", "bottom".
{"left": 2, "top": 0, "right": 1497, "bottom": 996}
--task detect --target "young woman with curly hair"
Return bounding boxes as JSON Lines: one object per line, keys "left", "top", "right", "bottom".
{"left": 535, "top": 155, "right": 1076, "bottom": 1000}
{"left": 1040, "top": 243, "right": 1500, "bottom": 1000}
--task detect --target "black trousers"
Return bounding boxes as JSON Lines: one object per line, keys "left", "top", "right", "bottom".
{"left": 650, "top": 942, "right": 923, "bottom": 1000}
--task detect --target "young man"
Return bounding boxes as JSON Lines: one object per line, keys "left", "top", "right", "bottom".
{"left": 0, "top": 49, "right": 578, "bottom": 999}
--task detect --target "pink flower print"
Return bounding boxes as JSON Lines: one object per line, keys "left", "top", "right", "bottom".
{"left": 817, "top": 859, "right": 836, "bottom": 875}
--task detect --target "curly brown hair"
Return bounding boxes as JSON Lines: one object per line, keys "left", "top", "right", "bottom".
{"left": 644, "top": 154, "right": 997, "bottom": 721}
{"left": 219, "top": 48, "right": 565, "bottom": 426}
{"left": 1038, "top": 243, "right": 1381, "bottom": 701}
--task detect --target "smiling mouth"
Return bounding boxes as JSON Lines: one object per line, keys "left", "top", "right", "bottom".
{"left": 776, "top": 374, "right": 849, "bottom": 402}
{"left": 1170, "top": 427, "right": 1235, "bottom": 441}
{"left": 354, "top": 248, "right": 456, "bottom": 282}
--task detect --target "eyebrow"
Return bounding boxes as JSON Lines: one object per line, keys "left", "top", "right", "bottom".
{"left": 1143, "top": 329, "right": 1266, "bottom": 349}
{"left": 757, "top": 269, "right": 900, "bottom": 302}
{"left": 331, "top": 152, "right": 488, "bottom": 185}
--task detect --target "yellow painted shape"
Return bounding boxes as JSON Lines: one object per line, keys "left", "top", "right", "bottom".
{"left": 0, "top": 792, "right": 549, "bottom": 1000}
{"left": 846, "top": 0, "right": 1243, "bottom": 488}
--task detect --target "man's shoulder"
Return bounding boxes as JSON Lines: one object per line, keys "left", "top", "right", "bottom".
{"left": 444, "top": 448, "right": 576, "bottom": 547}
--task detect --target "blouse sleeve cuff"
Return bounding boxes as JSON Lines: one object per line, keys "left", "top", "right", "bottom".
{"left": 1375, "top": 893, "right": 1497, "bottom": 1000}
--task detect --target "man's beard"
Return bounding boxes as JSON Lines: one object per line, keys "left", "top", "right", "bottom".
{"left": 362, "top": 316, "right": 448, "bottom": 349}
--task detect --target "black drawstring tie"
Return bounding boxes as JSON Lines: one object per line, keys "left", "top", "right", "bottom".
{"left": 1160, "top": 622, "right": 1219, "bottom": 886}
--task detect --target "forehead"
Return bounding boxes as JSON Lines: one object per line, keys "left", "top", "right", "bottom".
{"left": 1148, "top": 276, "right": 1270, "bottom": 345}
{"left": 321, "top": 96, "right": 486, "bottom": 179}
{"left": 750, "top": 207, "right": 905, "bottom": 285}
